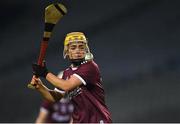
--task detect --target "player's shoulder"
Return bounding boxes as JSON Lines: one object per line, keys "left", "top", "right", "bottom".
{"left": 80, "top": 60, "right": 99, "bottom": 70}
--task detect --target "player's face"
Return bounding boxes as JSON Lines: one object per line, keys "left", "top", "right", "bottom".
{"left": 67, "top": 41, "right": 86, "bottom": 60}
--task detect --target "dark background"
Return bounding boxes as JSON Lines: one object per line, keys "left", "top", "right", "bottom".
{"left": 0, "top": 0, "right": 180, "bottom": 122}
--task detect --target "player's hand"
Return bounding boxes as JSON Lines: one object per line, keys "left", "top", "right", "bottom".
{"left": 30, "top": 75, "right": 44, "bottom": 90}
{"left": 32, "top": 61, "right": 49, "bottom": 78}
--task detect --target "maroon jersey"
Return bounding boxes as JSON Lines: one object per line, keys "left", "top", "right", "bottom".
{"left": 40, "top": 98, "right": 74, "bottom": 123}
{"left": 62, "top": 60, "right": 112, "bottom": 123}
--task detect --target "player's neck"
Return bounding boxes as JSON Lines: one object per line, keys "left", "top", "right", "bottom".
{"left": 70, "top": 58, "right": 85, "bottom": 67}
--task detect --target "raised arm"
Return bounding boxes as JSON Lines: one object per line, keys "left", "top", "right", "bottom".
{"left": 32, "top": 63, "right": 82, "bottom": 92}
{"left": 46, "top": 72, "right": 82, "bottom": 91}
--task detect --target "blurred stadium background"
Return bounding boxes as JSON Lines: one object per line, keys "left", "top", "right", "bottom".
{"left": 0, "top": 0, "right": 180, "bottom": 122}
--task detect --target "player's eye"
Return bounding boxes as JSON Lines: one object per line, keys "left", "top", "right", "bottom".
{"left": 69, "top": 45, "right": 76, "bottom": 50}
{"left": 78, "top": 45, "right": 85, "bottom": 50}
{"left": 70, "top": 47, "right": 76, "bottom": 50}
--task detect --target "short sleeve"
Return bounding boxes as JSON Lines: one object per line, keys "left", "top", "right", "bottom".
{"left": 41, "top": 100, "right": 53, "bottom": 112}
{"left": 74, "top": 61, "right": 98, "bottom": 85}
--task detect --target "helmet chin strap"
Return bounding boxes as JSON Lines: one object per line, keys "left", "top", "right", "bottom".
{"left": 70, "top": 58, "right": 85, "bottom": 67}
{"left": 68, "top": 53, "right": 93, "bottom": 67}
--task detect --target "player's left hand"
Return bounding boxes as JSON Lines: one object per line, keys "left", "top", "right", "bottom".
{"left": 30, "top": 75, "right": 47, "bottom": 91}
{"left": 32, "top": 61, "right": 49, "bottom": 78}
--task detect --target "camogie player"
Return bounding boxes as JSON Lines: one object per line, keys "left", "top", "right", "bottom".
{"left": 31, "top": 32, "right": 112, "bottom": 123}
{"left": 35, "top": 98, "right": 73, "bottom": 123}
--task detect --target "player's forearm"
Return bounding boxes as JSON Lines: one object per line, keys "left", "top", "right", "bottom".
{"left": 35, "top": 111, "right": 47, "bottom": 123}
{"left": 46, "top": 72, "right": 71, "bottom": 91}
{"left": 37, "top": 85, "right": 56, "bottom": 102}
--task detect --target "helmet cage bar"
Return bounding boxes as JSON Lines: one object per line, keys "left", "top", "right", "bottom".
{"left": 62, "top": 32, "right": 93, "bottom": 60}
{"left": 63, "top": 42, "right": 90, "bottom": 59}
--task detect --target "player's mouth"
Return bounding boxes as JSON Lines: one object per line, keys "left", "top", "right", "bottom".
{"left": 74, "top": 54, "right": 83, "bottom": 58}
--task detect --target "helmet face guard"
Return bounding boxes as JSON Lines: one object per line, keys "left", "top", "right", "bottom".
{"left": 63, "top": 32, "right": 93, "bottom": 61}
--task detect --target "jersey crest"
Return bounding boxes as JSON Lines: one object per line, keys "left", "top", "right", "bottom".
{"left": 67, "top": 87, "right": 82, "bottom": 99}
